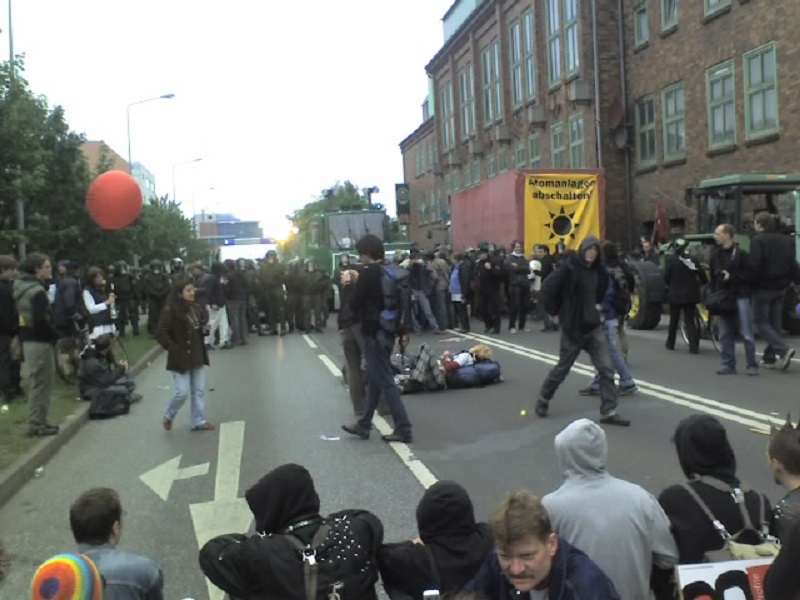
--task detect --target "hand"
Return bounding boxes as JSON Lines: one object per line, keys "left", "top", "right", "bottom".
{"left": 484, "top": 262, "right": 491, "bottom": 270}
{"left": 399, "top": 332, "right": 410, "bottom": 349}
{"left": 210, "top": 305, "right": 219, "bottom": 310}
{"left": 722, "top": 270, "right": 731, "bottom": 281}
{"left": 412, "top": 537, "right": 424, "bottom": 545}
{"left": 119, "top": 359, "right": 129, "bottom": 373}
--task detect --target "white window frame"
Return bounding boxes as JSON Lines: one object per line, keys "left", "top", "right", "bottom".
{"left": 707, "top": 61, "right": 736, "bottom": 148}
{"left": 459, "top": 63, "right": 476, "bottom": 139}
{"left": 662, "top": 82, "right": 686, "bottom": 160}
{"left": 704, "top": 0, "right": 731, "bottom": 17}
{"left": 492, "top": 40, "right": 502, "bottom": 122}
{"left": 551, "top": 122, "right": 566, "bottom": 168}
{"left": 743, "top": 42, "right": 779, "bottom": 139}
{"left": 528, "top": 134, "right": 541, "bottom": 167}
{"left": 482, "top": 46, "right": 494, "bottom": 123}
{"left": 568, "top": 114, "right": 585, "bottom": 168}
{"left": 545, "top": 0, "right": 562, "bottom": 87}
{"left": 487, "top": 152, "right": 497, "bottom": 179}
{"left": 634, "top": 3, "right": 649, "bottom": 48}
{"left": 515, "top": 140, "right": 527, "bottom": 167}
{"left": 509, "top": 20, "right": 523, "bottom": 107}
{"left": 523, "top": 10, "right": 536, "bottom": 101}
{"left": 564, "top": 0, "right": 579, "bottom": 77}
{"left": 661, "top": 0, "right": 678, "bottom": 30}
{"left": 635, "top": 95, "right": 657, "bottom": 166}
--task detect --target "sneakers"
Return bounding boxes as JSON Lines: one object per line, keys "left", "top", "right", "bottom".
{"left": 760, "top": 359, "right": 776, "bottom": 370}
{"left": 747, "top": 366, "right": 760, "bottom": 377}
{"left": 27, "top": 424, "right": 59, "bottom": 437}
{"left": 780, "top": 349, "right": 796, "bottom": 371}
{"left": 382, "top": 431, "right": 412, "bottom": 443}
{"left": 599, "top": 414, "right": 631, "bottom": 427}
{"left": 618, "top": 383, "right": 639, "bottom": 396}
{"left": 191, "top": 422, "right": 217, "bottom": 431}
{"left": 509, "top": 328, "right": 517, "bottom": 334}
{"left": 535, "top": 397, "right": 549, "bottom": 418}
{"left": 341, "top": 423, "right": 370, "bottom": 440}
{"left": 162, "top": 417, "right": 173, "bottom": 431}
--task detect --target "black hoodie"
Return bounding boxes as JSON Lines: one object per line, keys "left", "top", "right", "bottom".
{"left": 200, "top": 464, "right": 384, "bottom": 600}
{"left": 378, "top": 481, "right": 493, "bottom": 599}
{"left": 658, "top": 415, "right": 774, "bottom": 564}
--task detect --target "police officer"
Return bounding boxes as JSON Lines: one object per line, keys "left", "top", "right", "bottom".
{"left": 258, "top": 251, "right": 286, "bottom": 335}
{"left": 111, "top": 261, "right": 139, "bottom": 336}
{"left": 141, "top": 260, "right": 171, "bottom": 335}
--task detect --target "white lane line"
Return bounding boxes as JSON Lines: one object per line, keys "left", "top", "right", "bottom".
{"left": 312, "top": 348, "right": 439, "bottom": 491}
{"left": 303, "top": 334, "right": 318, "bottom": 349}
{"left": 319, "top": 354, "right": 341, "bottom": 378}
{"left": 215, "top": 421, "right": 245, "bottom": 501}
{"left": 463, "top": 331, "right": 785, "bottom": 429}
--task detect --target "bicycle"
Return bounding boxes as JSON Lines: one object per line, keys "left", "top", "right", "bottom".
{"left": 55, "top": 323, "right": 129, "bottom": 385}
{"left": 680, "top": 303, "right": 721, "bottom": 353}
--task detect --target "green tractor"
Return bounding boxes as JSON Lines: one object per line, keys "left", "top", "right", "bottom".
{"left": 627, "top": 173, "right": 800, "bottom": 335}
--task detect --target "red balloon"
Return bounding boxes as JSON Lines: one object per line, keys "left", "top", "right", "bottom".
{"left": 86, "top": 170, "right": 144, "bottom": 230}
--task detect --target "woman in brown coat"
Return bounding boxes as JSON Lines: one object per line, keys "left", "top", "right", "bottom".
{"left": 156, "top": 280, "right": 215, "bottom": 431}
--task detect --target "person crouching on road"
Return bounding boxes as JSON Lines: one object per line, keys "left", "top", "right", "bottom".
{"left": 199, "top": 463, "right": 384, "bottom": 600}
{"left": 464, "top": 490, "right": 620, "bottom": 599}
{"left": 534, "top": 237, "right": 630, "bottom": 426}
{"left": 156, "top": 280, "right": 215, "bottom": 431}
{"left": 78, "top": 333, "right": 142, "bottom": 418}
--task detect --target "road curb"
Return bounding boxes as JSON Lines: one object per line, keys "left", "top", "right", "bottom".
{"left": 0, "top": 342, "right": 164, "bottom": 510}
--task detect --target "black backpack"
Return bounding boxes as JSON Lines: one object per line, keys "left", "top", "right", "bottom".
{"left": 379, "top": 264, "right": 412, "bottom": 338}
{"left": 609, "top": 266, "right": 632, "bottom": 317}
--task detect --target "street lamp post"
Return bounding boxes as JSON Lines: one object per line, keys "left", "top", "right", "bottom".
{"left": 172, "top": 157, "right": 203, "bottom": 205}
{"left": 364, "top": 186, "right": 380, "bottom": 207}
{"left": 6, "top": 0, "right": 25, "bottom": 260}
{"left": 126, "top": 93, "right": 175, "bottom": 174}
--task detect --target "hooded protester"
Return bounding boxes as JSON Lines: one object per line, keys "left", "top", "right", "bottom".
{"left": 663, "top": 239, "right": 707, "bottom": 353}
{"left": 534, "top": 237, "right": 630, "bottom": 426}
{"left": 199, "top": 463, "right": 384, "bottom": 600}
{"left": 378, "top": 481, "right": 493, "bottom": 599}
{"left": 658, "top": 414, "right": 774, "bottom": 564}
{"left": 543, "top": 419, "right": 678, "bottom": 600}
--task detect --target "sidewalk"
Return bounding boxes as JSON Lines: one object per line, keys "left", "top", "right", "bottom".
{"left": 0, "top": 343, "right": 163, "bottom": 509}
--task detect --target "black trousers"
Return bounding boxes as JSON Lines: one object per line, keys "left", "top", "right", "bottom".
{"left": 0, "top": 334, "right": 22, "bottom": 400}
{"left": 116, "top": 298, "right": 139, "bottom": 335}
{"left": 480, "top": 291, "right": 501, "bottom": 331}
{"left": 667, "top": 303, "right": 698, "bottom": 351}
{"left": 508, "top": 284, "right": 531, "bottom": 330}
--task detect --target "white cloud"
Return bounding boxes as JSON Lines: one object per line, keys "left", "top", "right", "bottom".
{"left": 4, "top": 0, "right": 452, "bottom": 236}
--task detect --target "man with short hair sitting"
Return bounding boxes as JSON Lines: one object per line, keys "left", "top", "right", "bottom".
{"left": 70, "top": 487, "right": 164, "bottom": 599}
{"left": 78, "top": 334, "right": 141, "bottom": 418}
{"left": 465, "top": 490, "right": 619, "bottom": 599}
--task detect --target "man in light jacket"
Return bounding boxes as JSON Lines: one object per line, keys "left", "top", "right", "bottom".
{"left": 543, "top": 419, "right": 679, "bottom": 600}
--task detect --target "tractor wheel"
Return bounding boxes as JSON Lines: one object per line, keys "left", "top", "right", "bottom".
{"left": 627, "top": 260, "right": 664, "bottom": 330}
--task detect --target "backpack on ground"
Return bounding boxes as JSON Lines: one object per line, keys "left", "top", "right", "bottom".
{"left": 680, "top": 477, "right": 780, "bottom": 562}
{"left": 379, "top": 264, "right": 412, "bottom": 338}
{"left": 609, "top": 266, "right": 632, "bottom": 317}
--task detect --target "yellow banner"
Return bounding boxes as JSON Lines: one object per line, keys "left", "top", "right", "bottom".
{"left": 524, "top": 173, "right": 601, "bottom": 252}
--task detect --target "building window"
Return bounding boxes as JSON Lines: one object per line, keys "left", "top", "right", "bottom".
{"left": 704, "top": 0, "right": 730, "bottom": 17}
{"left": 662, "top": 83, "right": 685, "bottom": 160}
{"left": 515, "top": 140, "right": 527, "bottom": 167}
{"left": 428, "top": 139, "right": 435, "bottom": 171}
{"left": 459, "top": 63, "right": 476, "bottom": 139}
{"left": 635, "top": 95, "right": 657, "bottom": 166}
{"left": 707, "top": 61, "right": 735, "bottom": 148}
{"left": 418, "top": 193, "right": 427, "bottom": 224}
{"left": 453, "top": 170, "right": 461, "bottom": 192}
{"left": 634, "top": 4, "right": 649, "bottom": 48}
{"left": 568, "top": 114, "right": 585, "bottom": 168}
{"left": 545, "top": 0, "right": 561, "bottom": 87}
{"left": 440, "top": 81, "right": 455, "bottom": 151}
{"left": 551, "top": 123, "right": 566, "bottom": 168}
{"left": 744, "top": 42, "right": 779, "bottom": 139}
{"left": 463, "top": 163, "right": 473, "bottom": 188}
{"left": 523, "top": 10, "right": 536, "bottom": 101}
{"left": 564, "top": 0, "right": 579, "bottom": 77}
{"left": 473, "top": 159, "right": 481, "bottom": 184}
{"left": 510, "top": 20, "right": 523, "bottom": 107}
{"left": 661, "top": 0, "right": 678, "bottom": 30}
{"left": 528, "top": 134, "right": 541, "bottom": 167}
{"left": 498, "top": 148, "right": 508, "bottom": 173}
{"left": 487, "top": 152, "right": 497, "bottom": 178}
{"left": 438, "top": 188, "right": 448, "bottom": 221}
{"left": 481, "top": 41, "right": 503, "bottom": 124}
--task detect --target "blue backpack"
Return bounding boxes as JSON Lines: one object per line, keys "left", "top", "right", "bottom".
{"left": 379, "top": 264, "right": 412, "bottom": 337}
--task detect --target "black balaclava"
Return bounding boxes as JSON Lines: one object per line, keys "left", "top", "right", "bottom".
{"left": 673, "top": 414, "right": 738, "bottom": 485}
{"left": 417, "top": 481, "right": 477, "bottom": 546}
{"left": 244, "top": 463, "right": 321, "bottom": 534}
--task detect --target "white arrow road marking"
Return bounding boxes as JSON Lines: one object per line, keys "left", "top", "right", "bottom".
{"left": 139, "top": 456, "right": 210, "bottom": 502}
{"left": 189, "top": 421, "right": 252, "bottom": 600}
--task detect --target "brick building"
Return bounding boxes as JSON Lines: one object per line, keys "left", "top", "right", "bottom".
{"left": 81, "top": 141, "right": 129, "bottom": 174}
{"left": 398, "top": 0, "right": 799, "bottom": 249}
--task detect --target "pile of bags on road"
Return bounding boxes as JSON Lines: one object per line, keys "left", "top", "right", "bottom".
{"left": 392, "top": 343, "right": 503, "bottom": 394}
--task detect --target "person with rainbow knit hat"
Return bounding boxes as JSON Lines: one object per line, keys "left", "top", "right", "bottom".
{"left": 30, "top": 552, "right": 103, "bottom": 600}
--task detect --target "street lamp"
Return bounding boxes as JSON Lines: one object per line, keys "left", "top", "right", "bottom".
{"left": 6, "top": 0, "right": 25, "bottom": 260}
{"left": 364, "top": 186, "right": 380, "bottom": 207}
{"left": 172, "top": 158, "right": 203, "bottom": 204}
{"left": 126, "top": 93, "right": 175, "bottom": 174}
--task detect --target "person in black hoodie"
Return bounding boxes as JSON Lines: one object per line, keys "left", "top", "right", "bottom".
{"left": 764, "top": 518, "right": 800, "bottom": 599}
{"left": 337, "top": 254, "right": 367, "bottom": 416}
{"left": 663, "top": 239, "right": 707, "bottom": 354}
{"left": 534, "top": 237, "right": 630, "bottom": 426}
{"left": 379, "top": 481, "right": 493, "bottom": 599}
{"left": 749, "top": 212, "right": 799, "bottom": 370}
{"left": 0, "top": 255, "right": 22, "bottom": 403}
{"left": 477, "top": 248, "right": 503, "bottom": 334}
{"left": 199, "top": 463, "right": 384, "bottom": 600}
{"left": 658, "top": 414, "right": 774, "bottom": 564}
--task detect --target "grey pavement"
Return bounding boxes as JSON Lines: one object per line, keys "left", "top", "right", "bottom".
{"left": 0, "top": 334, "right": 423, "bottom": 599}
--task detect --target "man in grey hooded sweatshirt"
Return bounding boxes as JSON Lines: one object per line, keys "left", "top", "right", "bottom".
{"left": 543, "top": 419, "right": 679, "bottom": 600}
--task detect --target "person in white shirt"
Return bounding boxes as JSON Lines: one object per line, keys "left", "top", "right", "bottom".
{"left": 83, "top": 267, "right": 117, "bottom": 341}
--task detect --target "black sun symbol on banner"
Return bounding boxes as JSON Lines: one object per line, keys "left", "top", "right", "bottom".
{"left": 544, "top": 207, "right": 580, "bottom": 242}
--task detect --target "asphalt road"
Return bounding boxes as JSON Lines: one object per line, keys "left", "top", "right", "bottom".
{"left": 1, "top": 317, "right": 797, "bottom": 599}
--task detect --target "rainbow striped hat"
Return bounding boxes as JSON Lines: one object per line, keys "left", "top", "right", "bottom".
{"left": 30, "top": 553, "right": 103, "bottom": 600}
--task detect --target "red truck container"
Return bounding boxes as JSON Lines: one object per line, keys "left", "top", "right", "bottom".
{"left": 450, "top": 168, "right": 606, "bottom": 252}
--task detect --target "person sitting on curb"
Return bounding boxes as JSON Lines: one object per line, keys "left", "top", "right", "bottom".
{"left": 78, "top": 333, "right": 141, "bottom": 419}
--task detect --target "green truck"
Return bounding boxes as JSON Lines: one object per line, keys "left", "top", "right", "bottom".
{"left": 628, "top": 172, "right": 800, "bottom": 335}
{"left": 294, "top": 208, "right": 411, "bottom": 310}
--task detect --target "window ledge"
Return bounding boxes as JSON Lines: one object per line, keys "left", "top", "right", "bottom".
{"left": 634, "top": 41, "right": 650, "bottom": 54}
{"left": 706, "top": 143, "right": 738, "bottom": 157}
{"left": 565, "top": 72, "right": 580, "bottom": 85}
{"left": 703, "top": 5, "right": 731, "bottom": 24}
{"left": 662, "top": 156, "right": 687, "bottom": 169}
{"left": 744, "top": 132, "right": 780, "bottom": 147}
{"left": 635, "top": 163, "right": 658, "bottom": 175}
{"left": 525, "top": 98, "right": 538, "bottom": 108}
{"left": 548, "top": 83, "right": 561, "bottom": 93}
{"left": 660, "top": 24, "right": 678, "bottom": 38}
{"left": 512, "top": 105, "right": 524, "bottom": 116}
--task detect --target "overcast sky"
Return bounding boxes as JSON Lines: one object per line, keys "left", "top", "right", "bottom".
{"left": 4, "top": 0, "right": 452, "bottom": 237}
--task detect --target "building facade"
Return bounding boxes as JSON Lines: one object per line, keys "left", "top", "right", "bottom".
{"left": 131, "top": 162, "right": 157, "bottom": 202}
{"left": 399, "top": 0, "right": 799, "bottom": 248}
{"left": 81, "top": 141, "right": 128, "bottom": 174}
